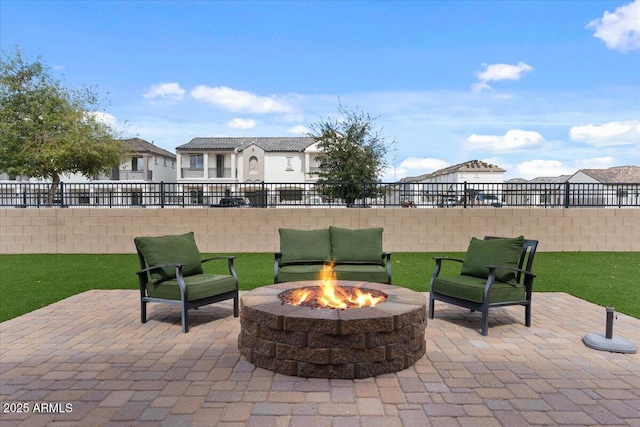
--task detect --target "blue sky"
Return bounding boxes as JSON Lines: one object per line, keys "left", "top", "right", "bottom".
{"left": 2, "top": 0, "right": 639, "bottom": 181}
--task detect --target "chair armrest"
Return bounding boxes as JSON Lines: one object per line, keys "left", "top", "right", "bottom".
{"left": 484, "top": 265, "right": 536, "bottom": 296}
{"left": 432, "top": 257, "right": 464, "bottom": 263}
{"left": 274, "top": 252, "right": 282, "bottom": 284}
{"left": 430, "top": 257, "right": 464, "bottom": 282}
{"left": 486, "top": 264, "right": 536, "bottom": 279}
{"left": 136, "top": 263, "right": 188, "bottom": 298}
{"left": 202, "top": 256, "right": 238, "bottom": 284}
{"left": 136, "top": 263, "right": 185, "bottom": 276}
{"left": 202, "top": 256, "right": 236, "bottom": 263}
{"left": 383, "top": 252, "right": 392, "bottom": 284}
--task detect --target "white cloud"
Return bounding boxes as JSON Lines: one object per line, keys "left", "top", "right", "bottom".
{"left": 143, "top": 82, "right": 186, "bottom": 100}
{"left": 513, "top": 157, "right": 618, "bottom": 180}
{"left": 382, "top": 157, "right": 449, "bottom": 181}
{"left": 472, "top": 62, "right": 533, "bottom": 92}
{"left": 575, "top": 157, "right": 616, "bottom": 169}
{"left": 569, "top": 120, "right": 640, "bottom": 146}
{"left": 85, "top": 111, "right": 117, "bottom": 126}
{"left": 398, "top": 157, "right": 449, "bottom": 174}
{"left": 226, "top": 118, "right": 256, "bottom": 129}
{"left": 587, "top": 0, "right": 640, "bottom": 52}
{"left": 190, "top": 85, "right": 293, "bottom": 113}
{"left": 467, "top": 129, "right": 545, "bottom": 152}
{"left": 514, "top": 160, "right": 575, "bottom": 179}
{"left": 287, "top": 125, "right": 309, "bottom": 135}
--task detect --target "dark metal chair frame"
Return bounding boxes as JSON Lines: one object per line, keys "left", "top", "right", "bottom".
{"left": 136, "top": 252, "right": 239, "bottom": 333}
{"left": 429, "top": 236, "right": 538, "bottom": 336}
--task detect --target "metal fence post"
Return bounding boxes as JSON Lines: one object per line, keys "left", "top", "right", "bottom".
{"left": 463, "top": 181, "right": 468, "bottom": 208}
{"left": 160, "top": 182, "right": 165, "bottom": 208}
{"left": 361, "top": 182, "right": 366, "bottom": 207}
{"left": 564, "top": 182, "right": 570, "bottom": 208}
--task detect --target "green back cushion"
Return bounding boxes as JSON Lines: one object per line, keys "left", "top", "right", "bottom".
{"left": 134, "top": 232, "right": 203, "bottom": 284}
{"left": 330, "top": 226, "right": 383, "bottom": 264}
{"left": 279, "top": 228, "right": 332, "bottom": 265}
{"left": 460, "top": 236, "right": 524, "bottom": 284}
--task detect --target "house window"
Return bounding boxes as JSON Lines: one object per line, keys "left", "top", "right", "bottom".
{"left": 216, "top": 155, "right": 225, "bottom": 178}
{"left": 286, "top": 157, "right": 293, "bottom": 171}
{"left": 132, "top": 157, "right": 142, "bottom": 171}
{"left": 154, "top": 157, "right": 158, "bottom": 165}
{"left": 190, "top": 154, "right": 204, "bottom": 170}
{"left": 164, "top": 158, "right": 167, "bottom": 167}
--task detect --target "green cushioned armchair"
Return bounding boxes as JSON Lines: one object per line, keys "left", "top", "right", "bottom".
{"left": 134, "top": 232, "right": 239, "bottom": 333}
{"left": 429, "top": 236, "right": 538, "bottom": 336}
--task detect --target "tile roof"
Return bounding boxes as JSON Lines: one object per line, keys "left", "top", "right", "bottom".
{"left": 576, "top": 166, "right": 640, "bottom": 183}
{"left": 527, "top": 175, "right": 572, "bottom": 183}
{"left": 176, "top": 137, "right": 316, "bottom": 152}
{"left": 122, "top": 138, "right": 176, "bottom": 159}
{"left": 399, "top": 160, "right": 505, "bottom": 182}
{"left": 431, "top": 159, "right": 505, "bottom": 177}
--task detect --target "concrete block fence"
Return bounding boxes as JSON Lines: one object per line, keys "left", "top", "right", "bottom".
{"left": 1, "top": 207, "right": 638, "bottom": 254}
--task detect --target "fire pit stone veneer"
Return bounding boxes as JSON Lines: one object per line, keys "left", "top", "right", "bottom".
{"left": 238, "top": 281, "right": 427, "bottom": 379}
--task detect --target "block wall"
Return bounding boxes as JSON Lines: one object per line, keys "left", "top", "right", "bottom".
{"left": 1, "top": 207, "right": 638, "bottom": 254}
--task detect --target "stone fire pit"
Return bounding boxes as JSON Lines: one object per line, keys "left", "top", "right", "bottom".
{"left": 238, "top": 281, "right": 427, "bottom": 379}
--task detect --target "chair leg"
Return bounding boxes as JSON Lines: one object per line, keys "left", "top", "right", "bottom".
{"left": 181, "top": 301, "right": 189, "bottom": 333}
{"left": 525, "top": 304, "right": 531, "bottom": 327}
{"left": 233, "top": 294, "right": 239, "bottom": 317}
{"left": 141, "top": 300, "right": 147, "bottom": 324}
{"left": 481, "top": 304, "right": 490, "bottom": 336}
{"left": 428, "top": 295, "right": 435, "bottom": 319}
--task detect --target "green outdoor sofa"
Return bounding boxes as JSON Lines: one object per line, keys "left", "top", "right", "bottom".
{"left": 274, "top": 226, "right": 392, "bottom": 284}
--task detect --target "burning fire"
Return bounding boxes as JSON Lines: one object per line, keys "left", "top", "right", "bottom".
{"left": 288, "top": 263, "right": 385, "bottom": 309}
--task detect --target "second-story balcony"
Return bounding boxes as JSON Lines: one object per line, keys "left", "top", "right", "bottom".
{"left": 94, "top": 169, "right": 151, "bottom": 181}
{"left": 181, "top": 168, "right": 232, "bottom": 179}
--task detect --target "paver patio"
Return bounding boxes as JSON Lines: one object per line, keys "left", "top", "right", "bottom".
{"left": 1, "top": 290, "right": 638, "bottom": 426}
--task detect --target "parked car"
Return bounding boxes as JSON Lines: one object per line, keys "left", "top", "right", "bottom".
{"left": 211, "top": 197, "right": 253, "bottom": 208}
{"left": 474, "top": 194, "right": 506, "bottom": 207}
{"left": 438, "top": 195, "right": 458, "bottom": 207}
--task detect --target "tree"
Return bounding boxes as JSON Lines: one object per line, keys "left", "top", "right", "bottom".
{"left": 308, "top": 103, "right": 392, "bottom": 206}
{"left": 0, "top": 48, "right": 124, "bottom": 204}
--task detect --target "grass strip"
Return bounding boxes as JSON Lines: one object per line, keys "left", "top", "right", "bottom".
{"left": 1, "top": 252, "right": 637, "bottom": 322}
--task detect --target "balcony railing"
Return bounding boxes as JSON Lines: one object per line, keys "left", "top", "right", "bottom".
{"left": 93, "top": 169, "right": 152, "bottom": 181}
{"left": 180, "top": 168, "right": 232, "bottom": 179}
{"left": 0, "top": 181, "right": 638, "bottom": 208}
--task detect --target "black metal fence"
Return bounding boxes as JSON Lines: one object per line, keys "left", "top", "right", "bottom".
{"left": 1, "top": 181, "right": 639, "bottom": 208}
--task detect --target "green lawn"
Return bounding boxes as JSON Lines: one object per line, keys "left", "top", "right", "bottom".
{"left": 0, "top": 252, "right": 637, "bottom": 323}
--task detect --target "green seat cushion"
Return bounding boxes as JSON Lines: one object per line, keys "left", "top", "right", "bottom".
{"left": 279, "top": 228, "right": 331, "bottom": 265}
{"left": 432, "top": 275, "right": 525, "bottom": 304}
{"left": 460, "top": 236, "right": 524, "bottom": 284}
{"left": 146, "top": 274, "right": 237, "bottom": 301}
{"left": 333, "top": 264, "right": 389, "bottom": 284}
{"left": 277, "top": 264, "right": 325, "bottom": 283}
{"left": 330, "top": 226, "right": 383, "bottom": 265}
{"left": 134, "top": 232, "right": 203, "bottom": 284}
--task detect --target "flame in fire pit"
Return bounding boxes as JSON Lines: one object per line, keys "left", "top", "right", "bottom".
{"left": 286, "top": 264, "right": 386, "bottom": 309}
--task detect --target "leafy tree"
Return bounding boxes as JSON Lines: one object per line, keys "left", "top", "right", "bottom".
{"left": 0, "top": 48, "right": 124, "bottom": 204}
{"left": 309, "top": 103, "right": 392, "bottom": 206}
